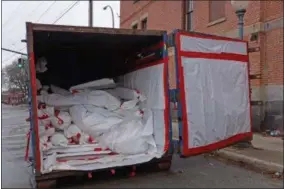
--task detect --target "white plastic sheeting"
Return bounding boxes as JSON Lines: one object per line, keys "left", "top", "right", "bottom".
{"left": 50, "top": 133, "right": 69, "bottom": 147}
{"left": 39, "top": 62, "right": 167, "bottom": 173}
{"left": 180, "top": 35, "right": 247, "bottom": 55}
{"left": 42, "top": 153, "right": 158, "bottom": 173}
{"left": 51, "top": 111, "right": 72, "bottom": 130}
{"left": 181, "top": 57, "right": 250, "bottom": 148}
{"left": 118, "top": 64, "right": 166, "bottom": 152}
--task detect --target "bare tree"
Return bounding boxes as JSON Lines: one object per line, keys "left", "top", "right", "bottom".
{"left": 1, "top": 69, "right": 9, "bottom": 91}
{"left": 2, "top": 56, "right": 29, "bottom": 98}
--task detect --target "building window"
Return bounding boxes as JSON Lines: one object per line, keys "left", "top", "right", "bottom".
{"left": 141, "top": 18, "right": 147, "bottom": 30}
{"left": 209, "top": 1, "right": 226, "bottom": 22}
{"left": 185, "top": 0, "right": 193, "bottom": 31}
{"left": 132, "top": 24, "right": 138, "bottom": 30}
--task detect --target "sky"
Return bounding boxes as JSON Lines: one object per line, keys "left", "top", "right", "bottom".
{"left": 1, "top": 1, "right": 120, "bottom": 67}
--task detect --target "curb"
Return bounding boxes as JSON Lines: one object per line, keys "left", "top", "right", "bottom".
{"left": 216, "top": 149, "right": 283, "bottom": 174}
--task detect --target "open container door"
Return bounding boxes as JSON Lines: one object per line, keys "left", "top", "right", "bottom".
{"left": 174, "top": 30, "right": 252, "bottom": 157}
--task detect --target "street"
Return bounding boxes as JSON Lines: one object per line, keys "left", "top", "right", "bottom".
{"left": 1, "top": 104, "right": 283, "bottom": 188}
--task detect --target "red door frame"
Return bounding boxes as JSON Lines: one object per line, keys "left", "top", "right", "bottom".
{"left": 175, "top": 31, "right": 253, "bottom": 156}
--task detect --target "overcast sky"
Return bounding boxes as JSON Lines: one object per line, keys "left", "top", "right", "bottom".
{"left": 1, "top": 1, "right": 120, "bottom": 67}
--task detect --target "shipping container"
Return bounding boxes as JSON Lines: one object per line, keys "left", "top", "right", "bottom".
{"left": 25, "top": 23, "right": 252, "bottom": 188}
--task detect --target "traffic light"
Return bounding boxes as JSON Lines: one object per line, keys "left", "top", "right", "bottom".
{"left": 17, "top": 58, "right": 24, "bottom": 68}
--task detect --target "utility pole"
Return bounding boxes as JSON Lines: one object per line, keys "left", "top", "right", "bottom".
{"left": 89, "top": 0, "right": 93, "bottom": 27}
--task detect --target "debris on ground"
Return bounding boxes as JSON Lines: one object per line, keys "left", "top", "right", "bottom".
{"left": 262, "top": 130, "right": 283, "bottom": 138}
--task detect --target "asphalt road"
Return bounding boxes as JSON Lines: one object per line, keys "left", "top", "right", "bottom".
{"left": 1, "top": 104, "right": 283, "bottom": 188}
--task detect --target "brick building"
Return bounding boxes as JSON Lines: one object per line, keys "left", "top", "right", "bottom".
{"left": 120, "top": 0, "right": 283, "bottom": 131}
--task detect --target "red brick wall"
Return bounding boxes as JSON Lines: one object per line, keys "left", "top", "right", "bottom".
{"left": 193, "top": 1, "right": 261, "bottom": 34}
{"left": 265, "top": 28, "right": 283, "bottom": 85}
{"left": 262, "top": 1, "right": 283, "bottom": 85}
{"left": 120, "top": 0, "right": 283, "bottom": 88}
{"left": 263, "top": 1, "right": 283, "bottom": 21}
{"left": 120, "top": 1, "right": 183, "bottom": 32}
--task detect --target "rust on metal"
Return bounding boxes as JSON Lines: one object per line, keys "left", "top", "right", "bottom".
{"left": 248, "top": 47, "right": 260, "bottom": 53}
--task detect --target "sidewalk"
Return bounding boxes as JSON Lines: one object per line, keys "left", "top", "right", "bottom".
{"left": 172, "top": 121, "right": 283, "bottom": 174}
{"left": 217, "top": 134, "right": 283, "bottom": 174}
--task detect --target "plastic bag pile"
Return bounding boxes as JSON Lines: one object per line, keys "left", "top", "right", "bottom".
{"left": 36, "top": 78, "right": 157, "bottom": 161}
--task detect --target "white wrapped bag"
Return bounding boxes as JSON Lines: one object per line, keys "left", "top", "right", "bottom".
{"left": 37, "top": 106, "right": 54, "bottom": 127}
{"left": 36, "top": 57, "right": 48, "bottom": 73}
{"left": 99, "top": 115, "right": 156, "bottom": 155}
{"left": 64, "top": 124, "right": 95, "bottom": 144}
{"left": 120, "top": 99, "right": 139, "bottom": 110}
{"left": 50, "top": 85, "right": 72, "bottom": 96}
{"left": 107, "top": 87, "right": 146, "bottom": 102}
{"left": 37, "top": 90, "right": 121, "bottom": 111}
{"left": 50, "top": 111, "right": 71, "bottom": 130}
{"left": 69, "top": 78, "right": 116, "bottom": 91}
{"left": 40, "top": 136, "right": 52, "bottom": 151}
{"left": 44, "top": 126, "right": 55, "bottom": 137}
{"left": 69, "top": 105, "right": 124, "bottom": 138}
{"left": 50, "top": 133, "right": 68, "bottom": 147}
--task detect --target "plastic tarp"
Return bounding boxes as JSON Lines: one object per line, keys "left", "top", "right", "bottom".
{"left": 182, "top": 58, "right": 250, "bottom": 148}
{"left": 178, "top": 33, "right": 251, "bottom": 150}
{"left": 118, "top": 63, "right": 166, "bottom": 152}
{"left": 180, "top": 35, "right": 247, "bottom": 55}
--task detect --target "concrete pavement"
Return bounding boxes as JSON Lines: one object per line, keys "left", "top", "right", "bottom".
{"left": 1, "top": 104, "right": 283, "bottom": 188}
{"left": 216, "top": 134, "right": 283, "bottom": 174}
{"left": 2, "top": 104, "right": 32, "bottom": 188}
{"left": 172, "top": 120, "right": 283, "bottom": 174}
{"left": 252, "top": 133, "right": 283, "bottom": 152}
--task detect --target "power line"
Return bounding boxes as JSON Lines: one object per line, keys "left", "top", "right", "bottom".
{"left": 2, "top": 2, "right": 25, "bottom": 27}
{"left": 26, "top": 1, "right": 47, "bottom": 20}
{"left": 2, "top": 47, "right": 26, "bottom": 64}
{"left": 36, "top": 1, "right": 57, "bottom": 23}
{"left": 2, "top": 1, "right": 80, "bottom": 65}
{"left": 2, "top": 1, "right": 46, "bottom": 48}
{"left": 6, "top": 1, "right": 56, "bottom": 48}
{"left": 53, "top": 1, "right": 80, "bottom": 24}
{"left": 2, "top": 48, "right": 27, "bottom": 56}
{"left": 3, "top": 1, "right": 45, "bottom": 36}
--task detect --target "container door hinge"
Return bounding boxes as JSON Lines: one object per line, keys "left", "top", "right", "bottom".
{"left": 167, "top": 33, "right": 175, "bottom": 47}
{"left": 175, "top": 90, "right": 180, "bottom": 102}
{"left": 169, "top": 89, "right": 180, "bottom": 102}
{"left": 248, "top": 47, "right": 260, "bottom": 53}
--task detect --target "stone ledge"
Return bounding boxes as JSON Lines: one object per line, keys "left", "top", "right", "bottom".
{"left": 216, "top": 148, "right": 283, "bottom": 173}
